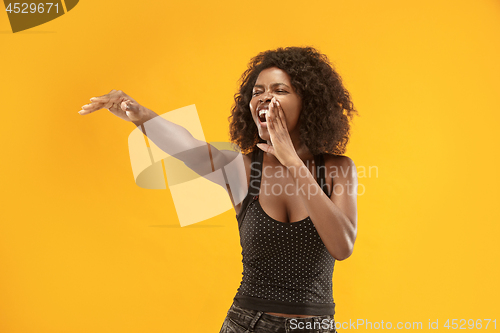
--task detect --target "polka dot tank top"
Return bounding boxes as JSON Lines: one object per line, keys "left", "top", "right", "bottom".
{"left": 232, "top": 148, "right": 336, "bottom": 316}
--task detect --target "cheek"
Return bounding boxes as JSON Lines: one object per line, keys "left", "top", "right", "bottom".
{"left": 249, "top": 99, "right": 257, "bottom": 113}
{"left": 282, "top": 102, "right": 301, "bottom": 120}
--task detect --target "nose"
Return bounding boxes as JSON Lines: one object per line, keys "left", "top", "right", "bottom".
{"left": 259, "top": 91, "right": 273, "bottom": 103}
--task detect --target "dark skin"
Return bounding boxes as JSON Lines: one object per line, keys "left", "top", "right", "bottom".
{"left": 79, "top": 68, "right": 357, "bottom": 319}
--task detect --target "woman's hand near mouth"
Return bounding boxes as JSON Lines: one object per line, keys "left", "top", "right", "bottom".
{"left": 256, "top": 97, "right": 301, "bottom": 168}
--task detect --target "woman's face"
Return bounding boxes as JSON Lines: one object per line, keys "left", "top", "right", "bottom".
{"left": 249, "top": 67, "right": 302, "bottom": 142}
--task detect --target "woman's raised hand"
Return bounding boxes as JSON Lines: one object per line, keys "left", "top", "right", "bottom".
{"left": 78, "top": 90, "right": 146, "bottom": 123}
{"left": 257, "top": 97, "right": 301, "bottom": 168}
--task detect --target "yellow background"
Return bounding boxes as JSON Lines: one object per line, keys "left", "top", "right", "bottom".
{"left": 1, "top": 0, "right": 499, "bottom": 332}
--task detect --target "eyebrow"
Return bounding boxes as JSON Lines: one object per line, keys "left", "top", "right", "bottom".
{"left": 253, "top": 83, "right": 291, "bottom": 90}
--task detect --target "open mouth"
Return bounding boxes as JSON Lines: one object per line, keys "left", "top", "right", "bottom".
{"left": 258, "top": 109, "right": 268, "bottom": 122}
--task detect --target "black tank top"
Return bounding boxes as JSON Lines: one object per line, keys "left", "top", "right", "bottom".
{"left": 232, "top": 148, "right": 336, "bottom": 315}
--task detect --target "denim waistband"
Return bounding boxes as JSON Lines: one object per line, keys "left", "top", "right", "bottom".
{"left": 226, "top": 302, "right": 336, "bottom": 332}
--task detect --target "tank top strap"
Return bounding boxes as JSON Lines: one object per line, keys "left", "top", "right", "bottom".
{"left": 236, "top": 148, "right": 263, "bottom": 229}
{"left": 248, "top": 148, "right": 264, "bottom": 196}
{"left": 314, "top": 153, "right": 331, "bottom": 197}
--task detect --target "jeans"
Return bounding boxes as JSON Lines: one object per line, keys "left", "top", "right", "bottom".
{"left": 219, "top": 303, "right": 338, "bottom": 333}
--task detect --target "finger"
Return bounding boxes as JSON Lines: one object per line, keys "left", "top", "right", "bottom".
{"left": 270, "top": 98, "right": 282, "bottom": 129}
{"left": 273, "top": 98, "right": 284, "bottom": 129}
{"left": 82, "top": 96, "right": 113, "bottom": 113}
{"left": 265, "top": 108, "right": 275, "bottom": 132}
{"left": 89, "top": 90, "right": 115, "bottom": 104}
{"left": 79, "top": 99, "right": 117, "bottom": 115}
{"left": 267, "top": 97, "right": 277, "bottom": 127}
{"left": 121, "top": 99, "right": 140, "bottom": 113}
{"left": 89, "top": 89, "right": 126, "bottom": 107}
{"left": 121, "top": 100, "right": 130, "bottom": 111}
{"left": 275, "top": 99, "right": 287, "bottom": 129}
{"left": 79, "top": 90, "right": 125, "bottom": 115}
{"left": 265, "top": 112, "right": 278, "bottom": 148}
{"left": 81, "top": 101, "right": 103, "bottom": 110}
{"left": 257, "top": 143, "right": 275, "bottom": 155}
{"left": 78, "top": 108, "right": 91, "bottom": 115}
{"left": 79, "top": 99, "right": 106, "bottom": 114}
{"left": 78, "top": 103, "right": 94, "bottom": 115}
{"left": 269, "top": 98, "right": 285, "bottom": 133}
{"left": 79, "top": 100, "right": 108, "bottom": 114}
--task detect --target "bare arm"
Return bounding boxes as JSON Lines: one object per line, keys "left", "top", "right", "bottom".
{"left": 78, "top": 90, "right": 242, "bottom": 186}
{"left": 130, "top": 106, "right": 236, "bottom": 178}
{"left": 287, "top": 155, "right": 358, "bottom": 260}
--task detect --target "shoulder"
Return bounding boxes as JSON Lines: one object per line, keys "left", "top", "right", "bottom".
{"left": 219, "top": 149, "right": 240, "bottom": 161}
{"left": 323, "top": 154, "right": 357, "bottom": 179}
{"left": 324, "top": 153, "right": 355, "bottom": 168}
{"left": 221, "top": 149, "right": 253, "bottom": 179}
{"left": 219, "top": 149, "right": 253, "bottom": 166}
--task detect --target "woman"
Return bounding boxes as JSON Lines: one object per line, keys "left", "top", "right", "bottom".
{"left": 79, "top": 46, "right": 358, "bottom": 333}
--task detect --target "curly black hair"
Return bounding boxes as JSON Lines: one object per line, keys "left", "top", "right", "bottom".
{"left": 228, "top": 46, "right": 358, "bottom": 155}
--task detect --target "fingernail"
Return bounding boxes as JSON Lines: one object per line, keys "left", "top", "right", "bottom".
{"left": 90, "top": 97, "right": 96, "bottom": 101}
{"left": 78, "top": 110, "right": 84, "bottom": 114}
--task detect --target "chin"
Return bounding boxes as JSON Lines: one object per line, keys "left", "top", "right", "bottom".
{"left": 258, "top": 131, "right": 270, "bottom": 141}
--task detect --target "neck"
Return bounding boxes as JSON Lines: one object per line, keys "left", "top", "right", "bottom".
{"left": 265, "top": 133, "right": 313, "bottom": 162}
